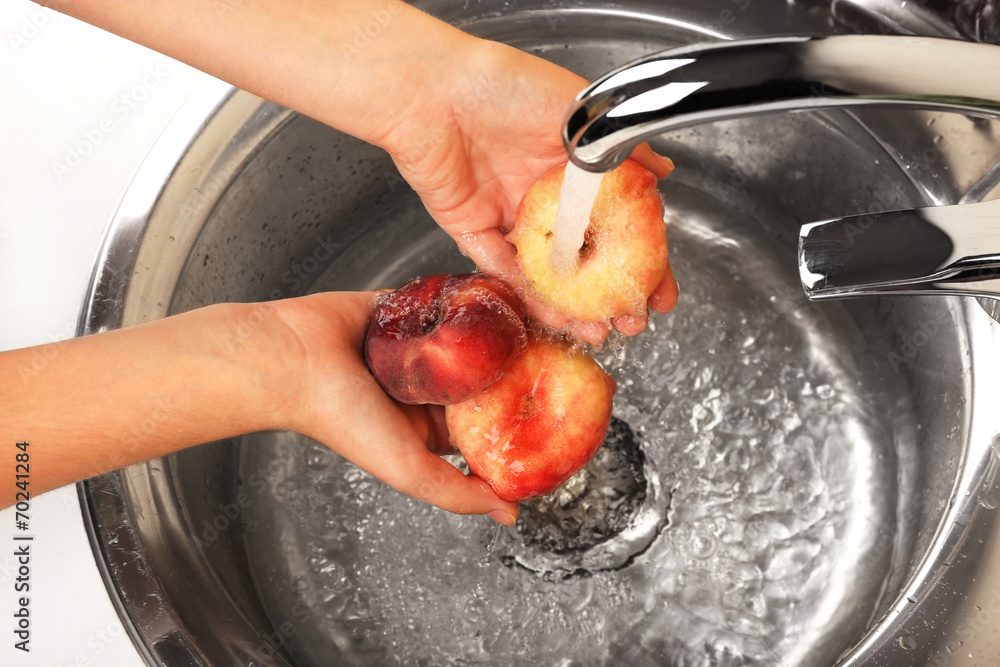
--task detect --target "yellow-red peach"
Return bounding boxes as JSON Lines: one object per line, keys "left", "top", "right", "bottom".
{"left": 507, "top": 159, "right": 671, "bottom": 323}
{"left": 445, "top": 335, "right": 615, "bottom": 502}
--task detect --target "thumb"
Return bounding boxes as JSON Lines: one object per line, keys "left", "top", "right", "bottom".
{"left": 316, "top": 376, "right": 519, "bottom": 525}
{"left": 394, "top": 449, "right": 519, "bottom": 526}
{"left": 628, "top": 142, "right": 674, "bottom": 178}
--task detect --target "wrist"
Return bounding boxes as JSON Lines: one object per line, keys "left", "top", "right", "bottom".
{"left": 203, "top": 301, "right": 310, "bottom": 435}
{"left": 264, "top": 292, "right": 378, "bottom": 437}
{"left": 361, "top": 16, "right": 487, "bottom": 155}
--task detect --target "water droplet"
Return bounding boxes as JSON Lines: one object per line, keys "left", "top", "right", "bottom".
{"left": 690, "top": 531, "right": 717, "bottom": 560}
{"left": 979, "top": 492, "right": 999, "bottom": 510}
{"left": 478, "top": 524, "right": 503, "bottom": 568}
{"left": 991, "top": 434, "right": 1000, "bottom": 460}
{"left": 238, "top": 211, "right": 904, "bottom": 665}
{"left": 304, "top": 443, "right": 332, "bottom": 470}
{"left": 899, "top": 635, "right": 917, "bottom": 650}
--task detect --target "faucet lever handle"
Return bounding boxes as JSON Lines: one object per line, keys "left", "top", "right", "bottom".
{"left": 799, "top": 198, "right": 1000, "bottom": 300}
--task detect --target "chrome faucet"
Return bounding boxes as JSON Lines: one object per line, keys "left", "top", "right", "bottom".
{"left": 562, "top": 35, "right": 1000, "bottom": 305}
{"left": 563, "top": 35, "right": 1000, "bottom": 173}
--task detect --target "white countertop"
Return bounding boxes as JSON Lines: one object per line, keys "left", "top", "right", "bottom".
{"left": 1, "top": 2, "right": 205, "bottom": 664}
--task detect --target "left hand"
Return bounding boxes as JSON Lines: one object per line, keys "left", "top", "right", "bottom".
{"left": 271, "top": 292, "right": 519, "bottom": 524}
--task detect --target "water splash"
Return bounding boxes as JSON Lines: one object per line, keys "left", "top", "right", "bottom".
{"left": 549, "top": 162, "right": 605, "bottom": 274}
{"left": 479, "top": 523, "right": 503, "bottom": 568}
{"left": 240, "top": 220, "right": 897, "bottom": 666}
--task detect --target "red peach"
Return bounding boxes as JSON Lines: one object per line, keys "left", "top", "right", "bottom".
{"left": 364, "top": 274, "right": 527, "bottom": 405}
{"left": 445, "top": 335, "right": 616, "bottom": 502}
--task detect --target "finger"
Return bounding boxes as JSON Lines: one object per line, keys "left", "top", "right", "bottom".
{"left": 629, "top": 143, "right": 675, "bottom": 178}
{"left": 453, "top": 228, "right": 520, "bottom": 283}
{"left": 612, "top": 311, "right": 648, "bottom": 337}
{"left": 521, "top": 293, "right": 570, "bottom": 331}
{"left": 648, "top": 262, "right": 679, "bottom": 313}
{"left": 564, "top": 319, "right": 611, "bottom": 346}
{"left": 315, "top": 367, "right": 518, "bottom": 523}
{"left": 395, "top": 406, "right": 517, "bottom": 525}
{"left": 420, "top": 404, "right": 456, "bottom": 455}
{"left": 399, "top": 449, "right": 519, "bottom": 525}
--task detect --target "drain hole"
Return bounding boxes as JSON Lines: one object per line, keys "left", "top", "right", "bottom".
{"left": 514, "top": 417, "right": 649, "bottom": 555}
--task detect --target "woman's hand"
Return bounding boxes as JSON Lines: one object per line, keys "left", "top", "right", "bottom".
{"left": 1, "top": 292, "right": 518, "bottom": 522}
{"left": 48, "top": 0, "right": 676, "bottom": 343}
{"left": 272, "top": 292, "right": 519, "bottom": 525}
{"left": 25, "top": 0, "right": 680, "bottom": 514}
{"left": 381, "top": 39, "right": 677, "bottom": 344}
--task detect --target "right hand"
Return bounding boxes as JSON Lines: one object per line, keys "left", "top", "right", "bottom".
{"left": 377, "top": 37, "right": 677, "bottom": 344}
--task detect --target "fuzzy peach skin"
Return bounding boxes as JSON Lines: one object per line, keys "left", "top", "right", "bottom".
{"left": 506, "top": 159, "right": 673, "bottom": 325}
{"left": 364, "top": 274, "right": 527, "bottom": 405}
{"left": 445, "top": 335, "right": 615, "bottom": 502}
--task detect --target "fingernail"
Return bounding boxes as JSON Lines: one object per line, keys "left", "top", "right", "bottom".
{"left": 488, "top": 510, "right": 516, "bottom": 526}
{"left": 657, "top": 154, "right": 675, "bottom": 174}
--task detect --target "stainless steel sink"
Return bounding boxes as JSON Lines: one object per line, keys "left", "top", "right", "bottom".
{"left": 79, "top": 1, "right": 1000, "bottom": 665}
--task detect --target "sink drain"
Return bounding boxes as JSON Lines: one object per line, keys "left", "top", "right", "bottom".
{"left": 502, "top": 417, "right": 670, "bottom": 579}
{"left": 517, "top": 417, "right": 648, "bottom": 554}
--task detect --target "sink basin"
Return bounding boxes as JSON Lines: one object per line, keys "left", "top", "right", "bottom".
{"left": 79, "top": 1, "right": 1000, "bottom": 665}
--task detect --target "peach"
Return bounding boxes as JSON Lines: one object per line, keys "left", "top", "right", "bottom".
{"left": 445, "top": 335, "right": 616, "bottom": 502}
{"left": 364, "top": 273, "right": 527, "bottom": 405}
{"left": 507, "top": 159, "right": 671, "bottom": 323}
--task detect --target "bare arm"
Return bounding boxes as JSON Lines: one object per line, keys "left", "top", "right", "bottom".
{"left": 7, "top": 0, "right": 678, "bottom": 518}
{"left": 1, "top": 294, "right": 518, "bottom": 522}
{"left": 40, "top": 0, "right": 676, "bottom": 342}
{"left": 43, "top": 0, "right": 473, "bottom": 151}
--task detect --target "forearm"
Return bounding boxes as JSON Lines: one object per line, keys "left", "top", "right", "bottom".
{"left": 0, "top": 302, "right": 300, "bottom": 507}
{"left": 40, "top": 0, "right": 478, "bottom": 150}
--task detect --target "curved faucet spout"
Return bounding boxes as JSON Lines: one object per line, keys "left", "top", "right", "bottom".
{"left": 564, "top": 34, "right": 1000, "bottom": 173}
